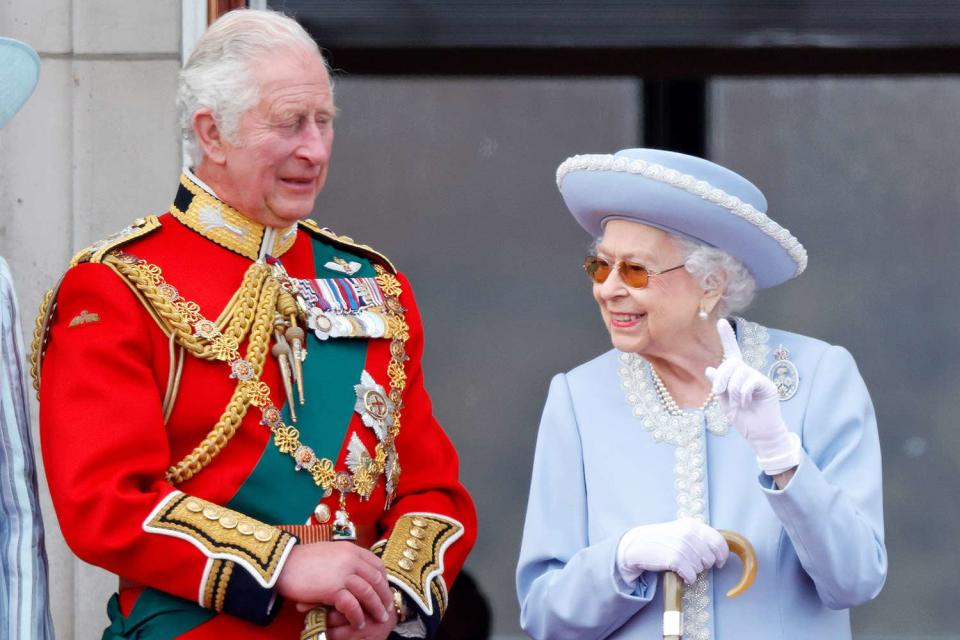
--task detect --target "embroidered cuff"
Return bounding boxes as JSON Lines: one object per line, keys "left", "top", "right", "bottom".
{"left": 379, "top": 512, "right": 464, "bottom": 625}
{"left": 143, "top": 491, "right": 295, "bottom": 593}
{"left": 200, "top": 558, "right": 280, "bottom": 625}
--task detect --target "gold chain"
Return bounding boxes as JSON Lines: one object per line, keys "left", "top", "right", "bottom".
{"left": 262, "top": 263, "right": 410, "bottom": 501}
{"left": 106, "top": 253, "right": 270, "bottom": 360}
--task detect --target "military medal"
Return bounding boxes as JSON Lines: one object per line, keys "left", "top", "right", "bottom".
{"left": 768, "top": 344, "right": 799, "bottom": 401}
{"left": 294, "top": 276, "right": 390, "bottom": 339}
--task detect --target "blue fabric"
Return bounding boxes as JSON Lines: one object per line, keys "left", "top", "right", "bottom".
{"left": 516, "top": 322, "right": 886, "bottom": 639}
{"left": 0, "top": 38, "right": 40, "bottom": 128}
{"left": 558, "top": 148, "right": 799, "bottom": 288}
{"left": 0, "top": 257, "right": 54, "bottom": 639}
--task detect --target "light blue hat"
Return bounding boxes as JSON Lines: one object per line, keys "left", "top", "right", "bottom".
{"left": 556, "top": 148, "right": 807, "bottom": 288}
{"left": 0, "top": 37, "right": 40, "bottom": 129}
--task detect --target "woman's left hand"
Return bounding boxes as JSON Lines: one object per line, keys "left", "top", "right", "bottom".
{"left": 705, "top": 319, "right": 801, "bottom": 476}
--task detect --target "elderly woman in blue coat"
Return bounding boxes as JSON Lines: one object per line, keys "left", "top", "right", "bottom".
{"left": 516, "top": 149, "right": 886, "bottom": 639}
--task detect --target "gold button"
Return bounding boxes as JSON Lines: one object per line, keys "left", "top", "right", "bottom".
{"left": 403, "top": 549, "right": 418, "bottom": 561}
{"left": 202, "top": 507, "right": 220, "bottom": 521}
{"left": 219, "top": 515, "right": 238, "bottom": 529}
{"left": 314, "top": 504, "right": 331, "bottom": 523}
{"left": 398, "top": 558, "right": 413, "bottom": 571}
{"left": 411, "top": 517, "right": 428, "bottom": 528}
{"left": 185, "top": 500, "right": 203, "bottom": 513}
{"left": 237, "top": 522, "right": 255, "bottom": 536}
{"left": 409, "top": 527, "right": 425, "bottom": 539}
{"left": 254, "top": 527, "right": 274, "bottom": 542}
{"left": 406, "top": 538, "right": 422, "bottom": 550}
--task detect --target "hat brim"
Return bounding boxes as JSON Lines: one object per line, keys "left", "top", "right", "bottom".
{"left": 558, "top": 153, "right": 805, "bottom": 289}
{"left": 0, "top": 38, "right": 40, "bottom": 128}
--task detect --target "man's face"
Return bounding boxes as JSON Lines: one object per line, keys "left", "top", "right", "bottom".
{"left": 219, "top": 46, "right": 335, "bottom": 226}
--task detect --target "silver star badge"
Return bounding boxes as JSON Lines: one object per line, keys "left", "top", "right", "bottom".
{"left": 353, "top": 370, "right": 395, "bottom": 439}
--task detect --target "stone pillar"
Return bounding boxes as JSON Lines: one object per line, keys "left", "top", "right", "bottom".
{"left": 0, "top": 1, "right": 182, "bottom": 637}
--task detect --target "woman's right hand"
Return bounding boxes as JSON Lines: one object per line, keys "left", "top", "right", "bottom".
{"left": 616, "top": 518, "right": 729, "bottom": 585}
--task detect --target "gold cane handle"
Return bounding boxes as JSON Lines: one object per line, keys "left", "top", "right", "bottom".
{"left": 300, "top": 606, "right": 327, "bottom": 640}
{"left": 662, "top": 530, "right": 757, "bottom": 639}
{"left": 718, "top": 530, "right": 757, "bottom": 598}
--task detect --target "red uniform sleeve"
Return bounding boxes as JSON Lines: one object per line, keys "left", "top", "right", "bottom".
{"left": 374, "top": 272, "right": 477, "bottom": 636}
{"left": 39, "top": 263, "right": 294, "bottom": 624}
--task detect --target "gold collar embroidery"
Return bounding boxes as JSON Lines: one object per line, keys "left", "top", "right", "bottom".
{"left": 170, "top": 173, "right": 298, "bottom": 261}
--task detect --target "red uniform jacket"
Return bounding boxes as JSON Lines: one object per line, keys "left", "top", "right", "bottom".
{"left": 35, "top": 175, "right": 476, "bottom": 639}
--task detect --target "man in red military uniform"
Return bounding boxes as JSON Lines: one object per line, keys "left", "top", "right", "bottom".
{"left": 32, "top": 9, "right": 476, "bottom": 640}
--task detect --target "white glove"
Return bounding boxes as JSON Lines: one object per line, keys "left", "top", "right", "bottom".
{"left": 616, "top": 518, "right": 729, "bottom": 585}
{"left": 705, "top": 319, "right": 802, "bottom": 475}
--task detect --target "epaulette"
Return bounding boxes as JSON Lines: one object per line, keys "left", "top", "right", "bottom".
{"left": 69, "top": 216, "right": 162, "bottom": 267}
{"left": 298, "top": 219, "right": 396, "bottom": 274}
{"left": 31, "top": 216, "right": 162, "bottom": 395}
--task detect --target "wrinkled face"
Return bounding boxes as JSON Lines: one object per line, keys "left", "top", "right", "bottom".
{"left": 592, "top": 220, "right": 705, "bottom": 357}
{"left": 220, "top": 46, "right": 335, "bottom": 226}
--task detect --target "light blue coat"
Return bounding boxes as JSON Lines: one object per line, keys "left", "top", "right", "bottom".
{"left": 516, "top": 320, "right": 886, "bottom": 639}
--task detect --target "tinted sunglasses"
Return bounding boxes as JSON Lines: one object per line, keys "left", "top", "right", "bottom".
{"left": 583, "top": 255, "right": 686, "bottom": 288}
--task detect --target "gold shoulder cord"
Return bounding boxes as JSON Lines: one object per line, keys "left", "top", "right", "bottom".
{"left": 29, "top": 287, "right": 57, "bottom": 394}
{"left": 103, "top": 253, "right": 279, "bottom": 484}
{"left": 30, "top": 217, "right": 162, "bottom": 396}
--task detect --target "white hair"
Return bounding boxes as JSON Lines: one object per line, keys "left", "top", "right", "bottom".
{"left": 177, "top": 9, "right": 329, "bottom": 165}
{"left": 675, "top": 236, "right": 756, "bottom": 316}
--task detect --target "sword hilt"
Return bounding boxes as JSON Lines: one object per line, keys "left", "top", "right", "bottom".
{"left": 300, "top": 606, "right": 327, "bottom": 640}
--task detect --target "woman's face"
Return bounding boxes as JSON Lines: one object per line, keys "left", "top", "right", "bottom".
{"left": 592, "top": 220, "right": 706, "bottom": 358}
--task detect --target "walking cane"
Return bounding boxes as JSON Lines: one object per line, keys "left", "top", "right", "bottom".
{"left": 662, "top": 530, "right": 757, "bottom": 640}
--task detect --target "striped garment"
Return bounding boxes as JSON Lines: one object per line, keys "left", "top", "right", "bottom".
{"left": 0, "top": 257, "right": 54, "bottom": 639}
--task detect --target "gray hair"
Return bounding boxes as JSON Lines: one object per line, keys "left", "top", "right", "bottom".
{"left": 177, "top": 9, "right": 328, "bottom": 165}
{"left": 675, "top": 236, "right": 756, "bottom": 316}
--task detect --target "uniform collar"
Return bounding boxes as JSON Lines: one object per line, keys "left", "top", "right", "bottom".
{"left": 170, "top": 170, "right": 298, "bottom": 261}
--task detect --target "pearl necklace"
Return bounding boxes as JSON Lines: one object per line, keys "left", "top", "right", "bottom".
{"left": 649, "top": 365, "right": 715, "bottom": 416}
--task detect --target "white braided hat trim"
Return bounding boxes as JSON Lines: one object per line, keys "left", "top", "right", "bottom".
{"left": 556, "top": 154, "right": 807, "bottom": 276}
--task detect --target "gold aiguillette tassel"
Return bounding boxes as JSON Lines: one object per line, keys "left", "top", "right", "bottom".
{"left": 271, "top": 339, "right": 297, "bottom": 423}
{"left": 273, "top": 314, "right": 297, "bottom": 376}
{"left": 276, "top": 292, "right": 306, "bottom": 405}
{"left": 285, "top": 316, "right": 305, "bottom": 405}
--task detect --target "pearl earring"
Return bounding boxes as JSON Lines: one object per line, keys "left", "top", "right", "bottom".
{"left": 698, "top": 304, "right": 708, "bottom": 320}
